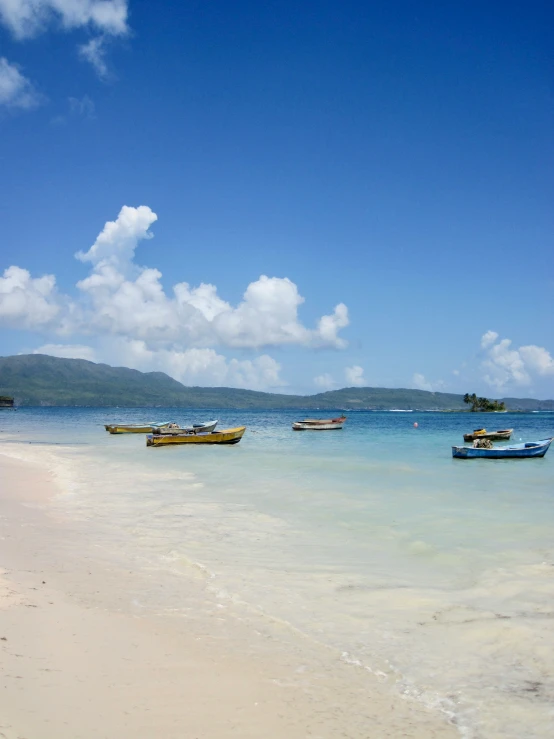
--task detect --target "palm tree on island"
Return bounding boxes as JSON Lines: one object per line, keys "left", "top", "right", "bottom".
{"left": 463, "top": 393, "right": 506, "bottom": 412}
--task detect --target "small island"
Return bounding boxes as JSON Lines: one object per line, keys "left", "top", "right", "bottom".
{"left": 0, "top": 395, "right": 14, "bottom": 409}
{"left": 463, "top": 393, "right": 506, "bottom": 412}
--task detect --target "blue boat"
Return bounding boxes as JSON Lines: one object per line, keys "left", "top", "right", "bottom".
{"left": 452, "top": 438, "right": 552, "bottom": 459}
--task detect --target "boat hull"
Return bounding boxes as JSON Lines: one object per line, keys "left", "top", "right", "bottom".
{"left": 105, "top": 422, "right": 172, "bottom": 434}
{"left": 292, "top": 422, "right": 344, "bottom": 430}
{"left": 292, "top": 415, "right": 346, "bottom": 430}
{"left": 452, "top": 438, "right": 552, "bottom": 459}
{"left": 147, "top": 426, "right": 246, "bottom": 447}
{"left": 463, "top": 429, "right": 513, "bottom": 442}
{"left": 155, "top": 420, "right": 218, "bottom": 435}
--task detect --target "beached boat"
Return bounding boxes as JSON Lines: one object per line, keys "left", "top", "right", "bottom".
{"left": 452, "top": 438, "right": 552, "bottom": 459}
{"left": 105, "top": 422, "right": 172, "bottom": 434}
{"left": 292, "top": 416, "right": 346, "bottom": 431}
{"left": 462, "top": 428, "right": 513, "bottom": 442}
{"left": 153, "top": 420, "right": 218, "bottom": 435}
{"left": 146, "top": 426, "right": 246, "bottom": 447}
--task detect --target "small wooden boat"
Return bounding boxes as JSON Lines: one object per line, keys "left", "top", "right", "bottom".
{"left": 105, "top": 421, "right": 172, "bottom": 434}
{"left": 292, "top": 416, "right": 346, "bottom": 431}
{"left": 146, "top": 426, "right": 246, "bottom": 447}
{"left": 452, "top": 438, "right": 552, "bottom": 459}
{"left": 154, "top": 420, "right": 218, "bottom": 435}
{"left": 463, "top": 428, "right": 513, "bottom": 442}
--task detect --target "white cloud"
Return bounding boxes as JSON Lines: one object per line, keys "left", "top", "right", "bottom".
{"left": 2, "top": 205, "right": 350, "bottom": 391}
{"left": 314, "top": 373, "right": 336, "bottom": 390}
{"left": 0, "top": 56, "right": 42, "bottom": 109}
{"left": 76, "top": 267, "right": 349, "bottom": 350}
{"left": 76, "top": 269, "right": 349, "bottom": 350}
{"left": 227, "top": 354, "right": 284, "bottom": 390}
{"left": 481, "top": 331, "right": 554, "bottom": 390}
{"left": 412, "top": 373, "right": 433, "bottom": 391}
{"left": 78, "top": 36, "right": 109, "bottom": 77}
{"left": 33, "top": 343, "right": 96, "bottom": 361}
{"left": 483, "top": 338, "right": 529, "bottom": 388}
{"left": 103, "top": 339, "right": 285, "bottom": 391}
{"left": 76, "top": 205, "right": 158, "bottom": 268}
{"left": 345, "top": 365, "right": 365, "bottom": 387}
{"left": 71, "top": 206, "right": 349, "bottom": 350}
{"left": 0, "top": 0, "right": 128, "bottom": 39}
{"left": 0, "top": 266, "right": 60, "bottom": 328}
{"left": 518, "top": 345, "right": 554, "bottom": 377}
{"left": 316, "top": 303, "right": 349, "bottom": 349}
{"left": 481, "top": 330, "right": 499, "bottom": 349}
{"left": 0, "top": 0, "right": 129, "bottom": 77}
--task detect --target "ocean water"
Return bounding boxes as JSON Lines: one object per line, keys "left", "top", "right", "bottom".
{"left": 1, "top": 408, "right": 554, "bottom": 738}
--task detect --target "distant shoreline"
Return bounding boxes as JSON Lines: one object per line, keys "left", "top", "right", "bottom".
{"left": 3, "top": 406, "right": 552, "bottom": 414}
{"left": 1, "top": 354, "right": 553, "bottom": 411}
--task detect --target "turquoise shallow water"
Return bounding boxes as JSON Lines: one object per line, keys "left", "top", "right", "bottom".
{"left": 2, "top": 408, "right": 554, "bottom": 738}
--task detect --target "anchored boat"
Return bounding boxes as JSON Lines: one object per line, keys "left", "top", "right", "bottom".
{"left": 153, "top": 420, "right": 218, "bottom": 435}
{"left": 105, "top": 421, "right": 172, "bottom": 434}
{"left": 452, "top": 438, "right": 552, "bottom": 459}
{"left": 292, "top": 416, "right": 346, "bottom": 431}
{"left": 147, "top": 426, "right": 246, "bottom": 447}
{"left": 462, "top": 428, "right": 513, "bottom": 442}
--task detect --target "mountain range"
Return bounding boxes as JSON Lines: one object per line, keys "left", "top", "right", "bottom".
{"left": 0, "top": 354, "right": 552, "bottom": 410}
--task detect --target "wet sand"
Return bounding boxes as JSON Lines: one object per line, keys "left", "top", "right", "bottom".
{"left": 0, "top": 451, "right": 458, "bottom": 739}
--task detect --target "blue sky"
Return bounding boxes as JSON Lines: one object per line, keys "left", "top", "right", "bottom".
{"left": 1, "top": 1, "right": 553, "bottom": 397}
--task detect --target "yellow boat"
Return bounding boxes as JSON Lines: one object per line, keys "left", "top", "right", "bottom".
{"left": 146, "top": 426, "right": 246, "bottom": 447}
{"left": 105, "top": 422, "right": 172, "bottom": 434}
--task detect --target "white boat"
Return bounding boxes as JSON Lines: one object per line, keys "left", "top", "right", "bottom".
{"left": 153, "top": 420, "right": 218, "bottom": 435}
{"left": 105, "top": 421, "right": 172, "bottom": 434}
{"left": 292, "top": 415, "right": 346, "bottom": 431}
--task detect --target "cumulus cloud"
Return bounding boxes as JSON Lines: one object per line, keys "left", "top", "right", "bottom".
{"left": 519, "top": 345, "right": 554, "bottom": 376}
{"left": 76, "top": 269, "right": 349, "bottom": 350}
{"left": 76, "top": 205, "right": 158, "bottom": 268}
{"left": 0, "top": 266, "right": 61, "bottom": 328}
{"left": 0, "top": 0, "right": 128, "bottom": 39}
{"left": 483, "top": 338, "right": 529, "bottom": 388}
{"left": 2, "top": 205, "right": 350, "bottom": 391}
{"left": 100, "top": 339, "right": 286, "bottom": 390}
{"left": 0, "top": 56, "right": 42, "bottom": 109}
{"left": 70, "top": 206, "right": 350, "bottom": 350}
{"left": 481, "top": 331, "right": 554, "bottom": 390}
{"left": 481, "top": 330, "right": 499, "bottom": 349}
{"left": 33, "top": 343, "right": 97, "bottom": 361}
{"left": 316, "top": 303, "right": 349, "bottom": 349}
{"left": 314, "top": 373, "right": 336, "bottom": 390}
{"left": 345, "top": 365, "right": 365, "bottom": 387}
{"left": 412, "top": 373, "right": 433, "bottom": 391}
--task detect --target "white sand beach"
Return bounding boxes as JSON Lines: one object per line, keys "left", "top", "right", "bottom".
{"left": 0, "top": 451, "right": 459, "bottom": 739}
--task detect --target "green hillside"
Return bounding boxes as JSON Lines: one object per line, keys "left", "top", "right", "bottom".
{"left": 307, "top": 386, "right": 466, "bottom": 410}
{"left": 0, "top": 354, "right": 304, "bottom": 408}
{"left": 0, "top": 354, "right": 552, "bottom": 410}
